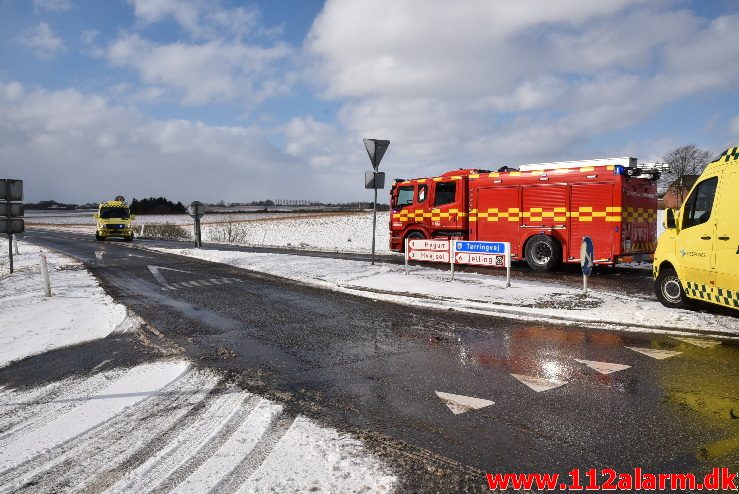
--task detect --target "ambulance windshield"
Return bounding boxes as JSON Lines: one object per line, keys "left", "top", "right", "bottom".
{"left": 100, "top": 207, "right": 130, "bottom": 219}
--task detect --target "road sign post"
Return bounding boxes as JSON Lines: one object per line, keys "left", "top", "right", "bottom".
{"left": 187, "top": 201, "right": 206, "bottom": 248}
{"left": 363, "top": 138, "right": 390, "bottom": 266}
{"left": 1, "top": 179, "right": 24, "bottom": 274}
{"left": 580, "top": 236, "right": 594, "bottom": 296}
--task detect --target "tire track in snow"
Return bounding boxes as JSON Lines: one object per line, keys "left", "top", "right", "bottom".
{"left": 171, "top": 398, "right": 288, "bottom": 493}
{"left": 13, "top": 369, "right": 220, "bottom": 493}
{"left": 106, "top": 387, "right": 258, "bottom": 494}
{"left": 0, "top": 368, "right": 132, "bottom": 443}
{"left": 210, "top": 413, "right": 295, "bottom": 494}
{"left": 0, "top": 361, "right": 190, "bottom": 490}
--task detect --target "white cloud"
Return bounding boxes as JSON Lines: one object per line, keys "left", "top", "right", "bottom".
{"left": 21, "top": 22, "right": 65, "bottom": 58}
{"left": 105, "top": 33, "right": 293, "bottom": 106}
{"left": 0, "top": 83, "right": 347, "bottom": 203}
{"left": 305, "top": 0, "right": 739, "bottom": 173}
{"left": 128, "top": 0, "right": 260, "bottom": 41}
{"left": 32, "top": 0, "right": 73, "bottom": 12}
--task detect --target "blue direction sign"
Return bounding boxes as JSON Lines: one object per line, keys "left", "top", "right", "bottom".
{"left": 580, "top": 236, "right": 594, "bottom": 276}
{"left": 454, "top": 241, "right": 507, "bottom": 254}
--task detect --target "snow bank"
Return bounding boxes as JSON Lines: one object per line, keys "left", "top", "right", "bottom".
{"left": 0, "top": 238, "right": 131, "bottom": 368}
{"left": 149, "top": 247, "right": 739, "bottom": 337}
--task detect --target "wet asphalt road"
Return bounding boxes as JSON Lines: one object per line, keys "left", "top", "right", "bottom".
{"left": 11, "top": 230, "right": 739, "bottom": 491}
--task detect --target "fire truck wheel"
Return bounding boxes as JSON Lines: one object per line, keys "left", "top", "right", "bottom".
{"left": 654, "top": 267, "right": 688, "bottom": 309}
{"left": 525, "top": 235, "right": 561, "bottom": 271}
{"left": 403, "top": 231, "right": 426, "bottom": 252}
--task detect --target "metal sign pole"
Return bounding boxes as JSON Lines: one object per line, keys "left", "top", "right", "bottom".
{"left": 6, "top": 181, "right": 12, "bottom": 274}
{"left": 404, "top": 237, "right": 409, "bottom": 275}
{"left": 506, "top": 243, "right": 511, "bottom": 288}
{"left": 371, "top": 174, "right": 378, "bottom": 265}
{"left": 583, "top": 274, "right": 588, "bottom": 296}
{"left": 195, "top": 216, "right": 202, "bottom": 248}
{"left": 450, "top": 242, "right": 455, "bottom": 281}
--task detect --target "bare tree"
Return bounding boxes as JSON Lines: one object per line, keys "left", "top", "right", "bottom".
{"left": 660, "top": 144, "right": 712, "bottom": 203}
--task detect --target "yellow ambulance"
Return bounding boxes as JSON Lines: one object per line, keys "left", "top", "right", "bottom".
{"left": 94, "top": 196, "right": 136, "bottom": 242}
{"left": 653, "top": 146, "right": 738, "bottom": 310}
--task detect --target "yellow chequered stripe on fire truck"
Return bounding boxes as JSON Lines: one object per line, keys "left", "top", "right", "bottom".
{"left": 392, "top": 209, "right": 468, "bottom": 222}
{"left": 393, "top": 206, "right": 656, "bottom": 223}
{"left": 623, "top": 207, "right": 657, "bottom": 222}
{"left": 684, "top": 281, "right": 739, "bottom": 309}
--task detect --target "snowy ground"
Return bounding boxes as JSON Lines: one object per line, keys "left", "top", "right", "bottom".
{"left": 0, "top": 238, "right": 131, "bottom": 368}
{"left": 0, "top": 238, "right": 397, "bottom": 493}
{"left": 149, "top": 247, "right": 739, "bottom": 337}
{"left": 0, "top": 361, "right": 396, "bottom": 493}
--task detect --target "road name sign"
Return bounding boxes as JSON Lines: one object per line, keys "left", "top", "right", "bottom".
{"left": 406, "top": 239, "right": 450, "bottom": 265}
{"left": 454, "top": 241, "right": 507, "bottom": 254}
{"left": 452, "top": 240, "right": 511, "bottom": 286}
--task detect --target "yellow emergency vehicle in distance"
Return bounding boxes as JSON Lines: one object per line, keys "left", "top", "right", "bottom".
{"left": 94, "top": 196, "right": 136, "bottom": 242}
{"left": 653, "top": 146, "right": 738, "bottom": 310}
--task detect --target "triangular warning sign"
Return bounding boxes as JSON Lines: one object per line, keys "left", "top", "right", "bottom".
{"left": 435, "top": 391, "right": 494, "bottom": 415}
{"left": 626, "top": 347, "right": 681, "bottom": 360}
{"left": 672, "top": 337, "right": 721, "bottom": 348}
{"left": 511, "top": 374, "right": 567, "bottom": 392}
{"left": 574, "top": 359, "right": 631, "bottom": 375}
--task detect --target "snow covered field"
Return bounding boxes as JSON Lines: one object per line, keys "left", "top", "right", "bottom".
{"left": 26, "top": 211, "right": 392, "bottom": 254}
{"left": 150, "top": 247, "right": 739, "bottom": 337}
{"left": 0, "top": 238, "right": 131, "bottom": 367}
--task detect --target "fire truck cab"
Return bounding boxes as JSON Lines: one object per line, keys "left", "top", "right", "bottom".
{"left": 390, "top": 158, "right": 661, "bottom": 271}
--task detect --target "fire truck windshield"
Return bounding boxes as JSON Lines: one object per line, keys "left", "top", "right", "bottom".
{"left": 100, "top": 207, "right": 130, "bottom": 219}
{"left": 394, "top": 186, "right": 414, "bottom": 209}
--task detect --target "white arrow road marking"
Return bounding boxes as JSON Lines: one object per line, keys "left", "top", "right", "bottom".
{"left": 148, "top": 265, "right": 194, "bottom": 286}
{"left": 435, "top": 391, "right": 494, "bottom": 415}
{"left": 672, "top": 337, "right": 722, "bottom": 348}
{"left": 510, "top": 374, "right": 568, "bottom": 392}
{"left": 626, "top": 347, "right": 682, "bottom": 360}
{"left": 574, "top": 359, "right": 631, "bottom": 375}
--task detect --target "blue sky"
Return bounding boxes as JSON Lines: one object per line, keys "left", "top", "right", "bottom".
{"left": 2, "top": 0, "right": 739, "bottom": 203}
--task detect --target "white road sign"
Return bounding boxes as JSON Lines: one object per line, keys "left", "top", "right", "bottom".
{"left": 454, "top": 252, "right": 505, "bottom": 266}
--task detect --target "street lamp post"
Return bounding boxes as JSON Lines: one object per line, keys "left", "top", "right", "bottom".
{"left": 363, "top": 138, "right": 390, "bottom": 265}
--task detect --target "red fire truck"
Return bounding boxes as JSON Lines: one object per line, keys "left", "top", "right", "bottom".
{"left": 389, "top": 157, "right": 663, "bottom": 270}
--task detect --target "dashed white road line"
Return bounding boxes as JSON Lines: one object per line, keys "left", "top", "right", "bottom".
{"left": 511, "top": 374, "right": 568, "bottom": 392}
{"left": 574, "top": 359, "right": 631, "bottom": 375}
{"left": 672, "top": 337, "right": 722, "bottom": 348}
{"left": 625, "top": 347, "right": 682, "bottom": 360}
{"left": 435, "top": 391, "right": 494, "bottom": 415}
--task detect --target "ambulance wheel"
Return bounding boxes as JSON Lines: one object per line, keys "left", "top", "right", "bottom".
{"left": 654, "top": 267, "right": 688, "bottom": 309}
{"left": 403, "top": 231, "right": 425, "bottom": 252}
{"left": 525, "top": 234, "right": 561, "bottom": 271}
{"left": 124, "top": 234, "right": 133, "bottom": 242}
{"left": 95, "top": 232, "right": 104, "bottom": 241}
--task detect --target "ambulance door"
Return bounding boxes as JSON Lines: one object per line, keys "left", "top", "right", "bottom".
{"left": 475, "top": 186, "right": 521, "bottom": 257}
{"left": 714, "top": 170, "right": 739, "bottom": 300}
{"left": 677, "top": 175, "right": 718, "bottom": 287}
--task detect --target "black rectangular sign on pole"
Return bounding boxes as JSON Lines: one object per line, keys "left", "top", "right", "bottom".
{"left": 2, "top": 179, "right": 24, "bottom": 274}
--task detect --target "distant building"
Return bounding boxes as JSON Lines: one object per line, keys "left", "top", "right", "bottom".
{"left": 661, "top": 175, "right": 700, "bottom": 209}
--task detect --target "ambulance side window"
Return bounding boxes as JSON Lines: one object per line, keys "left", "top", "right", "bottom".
{"left": 395, "top": 186, "right": 415, "bottom": 209}
{"left": 682, "top": 176, "right": 718, "bottom": 229}
{"left": 417, "top": 185, "right": 428, "bottom": 203}
{"left": 434, "top": 182, "right": 456, "bottom": 206}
